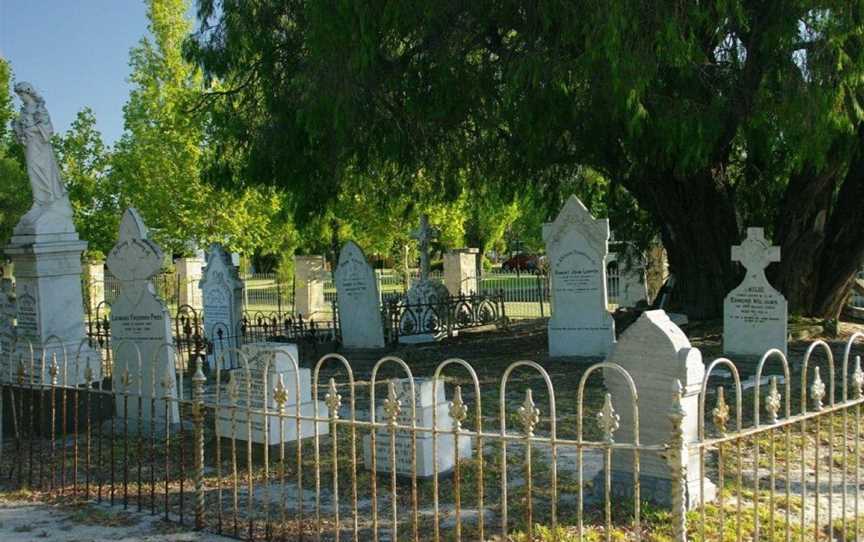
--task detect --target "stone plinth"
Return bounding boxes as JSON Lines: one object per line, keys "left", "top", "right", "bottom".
{"left": 215, "top": 343, "right": 328, "bottom": 444}
{"left": 362, "top": 378, "right": 472, "bottom": 477}
{"left": 444, "top": 248, "right": 479, "bottom": 296}
{"left": 294, "top": 255, "right": 327, "bottom": 318}
{"left": 4, "top": 233, "right": 100, "bottom": 385}
{"left": 176, "top": 255, "right": 204, "bottom": 309}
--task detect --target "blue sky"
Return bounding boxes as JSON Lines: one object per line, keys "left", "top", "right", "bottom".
{"left": 0, "top": 1, "right": 149, "bottom": 145}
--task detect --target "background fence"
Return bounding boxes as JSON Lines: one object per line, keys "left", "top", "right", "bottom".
{"left": 1, "top": 335, "right": 863, "bottom": 541}
{"left": 89, "top": 265, "right": 630, "bottom": 324}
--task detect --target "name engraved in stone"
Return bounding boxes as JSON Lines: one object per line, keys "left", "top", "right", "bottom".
{"left": 728, "top": 286, "right": 782, "bottom": 325}
{"left": 113, "top": 312, "right": 167, "bottom": 341}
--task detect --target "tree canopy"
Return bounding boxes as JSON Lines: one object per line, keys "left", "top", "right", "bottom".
{"left": 185, "top": 1, "right": 864, "bottom": 318}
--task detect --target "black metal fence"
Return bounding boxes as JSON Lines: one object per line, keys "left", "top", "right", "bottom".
{"left": 382, "top": 291, "right": 507, "bottom": 343}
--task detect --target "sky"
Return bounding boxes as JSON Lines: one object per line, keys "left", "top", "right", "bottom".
{"left": 0, "top": 0, "right": 150, "bottom": 145}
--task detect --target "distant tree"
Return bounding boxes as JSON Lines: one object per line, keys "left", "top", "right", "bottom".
{"left": 55, "top": 108, "right": 118, "bottom": 256}
{"left": 187, "top": 1, "right": 864, "bottom": 319}
{"left": 0, "top": 58, "right": 29, "bottom": 247}
{"left": 113, "top": 0, "right": 295, "bottom": 256}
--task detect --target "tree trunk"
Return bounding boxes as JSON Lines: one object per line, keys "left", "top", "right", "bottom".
{"left": 772, "top": 133, "right": 864, "bottom": 319}
{"left": 771, "top": 164, "right": 838, "bottom": 312}
{"left": 625, "top": 168, "right": 740, "bottom": 320}
{"left": 810, "top": 149, "right": 864, "bottom": 318}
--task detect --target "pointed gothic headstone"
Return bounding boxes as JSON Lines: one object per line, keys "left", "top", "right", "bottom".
{"left": 200, "top": 244, "right": 243, "bottom": 370}
{"left": 543, "top": 195, "right": 615, "bottom": 357}
{"left": 723, "top": 227, "right": 787, "bottom": 357}
{"left": 107, "top": 208, "right": 178, "bottom": 424}
{"left": 334, "top": 241, "right": 385, "bottom": 349}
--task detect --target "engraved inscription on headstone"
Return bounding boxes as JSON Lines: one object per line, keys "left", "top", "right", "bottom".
{"left": 107, "top": 208, "right": 178, "bottom": 424}
{"left": 334, "top": 241, "right": 385, "bottom": 349}
{"left": 543, "top": 195, "right": 615, "bottom": 357}
{"left": 215, "top": 343, "right": 328, "bottom": 443}
{"left": 362, "top": 378, "right": 472, "bottom": 477}
{"left": 723, "top": 227, "right": 787, "bottom": 357}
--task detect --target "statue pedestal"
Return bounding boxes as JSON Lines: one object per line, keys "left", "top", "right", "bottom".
{"left": 4, "top": 224, "right": 101, "bottom": 385}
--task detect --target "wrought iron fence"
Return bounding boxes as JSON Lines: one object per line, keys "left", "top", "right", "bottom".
{"left": 4, "top": 337, "right": 863, "bottom": 541}
{"left": 381, "top": 291, "right": 507, "bottom": 343}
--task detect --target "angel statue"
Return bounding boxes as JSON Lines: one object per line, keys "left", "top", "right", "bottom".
{"left": 13, "top": 82, "right": 68, "bottom": 208}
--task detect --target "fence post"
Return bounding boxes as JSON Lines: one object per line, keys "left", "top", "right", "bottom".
{"left": 666, "top": 379, "right": 688, "bottom": 542}
{"left": 192, "top": 355, "right": 206, "bottom": 530}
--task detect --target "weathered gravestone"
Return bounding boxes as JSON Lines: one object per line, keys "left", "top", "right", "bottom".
{"left": 107, "top": 208, "right": 178, "bottom": 425}
{"left": 543, "top": 195, "right": 615, "bottom": 357}
{"left": 723, "top": 227, "right": 787, "bottom": 357}
{"left": 216, "top": 342, "right": 328, "bottom": 443}
{"left": 4, "top": 82, "right": 100, "bottom": 384}
{"left": 603, "top": 310, "right": 715, "bottom": 507}
{"left": 200, "top": 244, "right": 243, "bottom": 370}
{"left": 362, "top": 378, "right": 472, "bottom": 477}
{"left": 334, "top": 241, "right": 385, "bottom": 349}
{"left": 444, "top": 248, "right": 479, "bottom": 296}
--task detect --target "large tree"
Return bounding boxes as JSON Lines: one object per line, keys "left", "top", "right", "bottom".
{"left": 0, "top": 58, "right": 30, "bottom": 247}
{"left": 186, "top": 2, "right": 864, "bottom": 319}
{"left": 113, "top": 0, "right": 296, "bottom": 256}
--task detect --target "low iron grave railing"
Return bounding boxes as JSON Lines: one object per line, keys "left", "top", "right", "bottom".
{"left": 381, "top": 291, "right": 507, "bottom": 343}
{"left": 1, "top": 336, "right": 864, "bottom": 540}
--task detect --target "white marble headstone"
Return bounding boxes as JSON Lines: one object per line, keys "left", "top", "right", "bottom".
{"left": 215, "top": 342, "right": 328, "bottom": 443}
{"left": 362, "top": 378, "right": 472, "bottom": 477}
{"left": 723, "top": 227, "right": 788, "bottom": 357}
{"left": 543, "top": 195, "right": 615, "bottom": 357}
{"left": 200, "top": 244, "right": 243, "bottom": 369}
{"left": 107, "top": 208, "right": 178, "bottom": 424}
{"left": 334, "top": 241, "right": 385, "bottom": 349}
{"left": 604, "top": 310, "right": 715, "bottom": 508}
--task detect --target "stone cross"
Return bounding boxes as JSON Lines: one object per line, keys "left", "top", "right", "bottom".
{"left": 411, "top": 214, "right": 438, "bottom": 282}
{"left": 731, "top": 227, "right": 780, "bottom": 281}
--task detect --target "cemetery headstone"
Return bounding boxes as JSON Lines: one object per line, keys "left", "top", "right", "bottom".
{"left": 723, "top": 227, "right": 788, "bottom": 357}
{"left": 3, "top": 82, "right": 99, "bottom": 384}
{"left": 215, "top": 342, "right": 328, "bottom": 443}
{"left": 107, "top": 208, "right": 178, "bottom": 425}
{"left": 294, "top": 255, "right": 327, "bottom": 318}
{"left": 334, "top": 241, "right": 385, "bottom": 349}
{"left": 444, "top": 248, "right": 479, "bottom": 296}
{"left": 603, "top": 310, "right": 715, "bottom": 508}
{"left": 200, "top": 244, "right": 243, "bottom": 370}
{"left": 362, "top": 378, "right": 472, "bottom": 477}
{"left": 543, "top": 195, "right": 615, "bottom": 357}
{"left": 399, "top": 215, "right": 450, "bottom": 343}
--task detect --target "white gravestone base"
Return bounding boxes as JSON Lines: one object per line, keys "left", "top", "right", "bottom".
{"left": 362, "top": 378, "right": 472, "bottom": 477}
{"left": 215, "top": 343, "right": 328, "bottom": 444}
